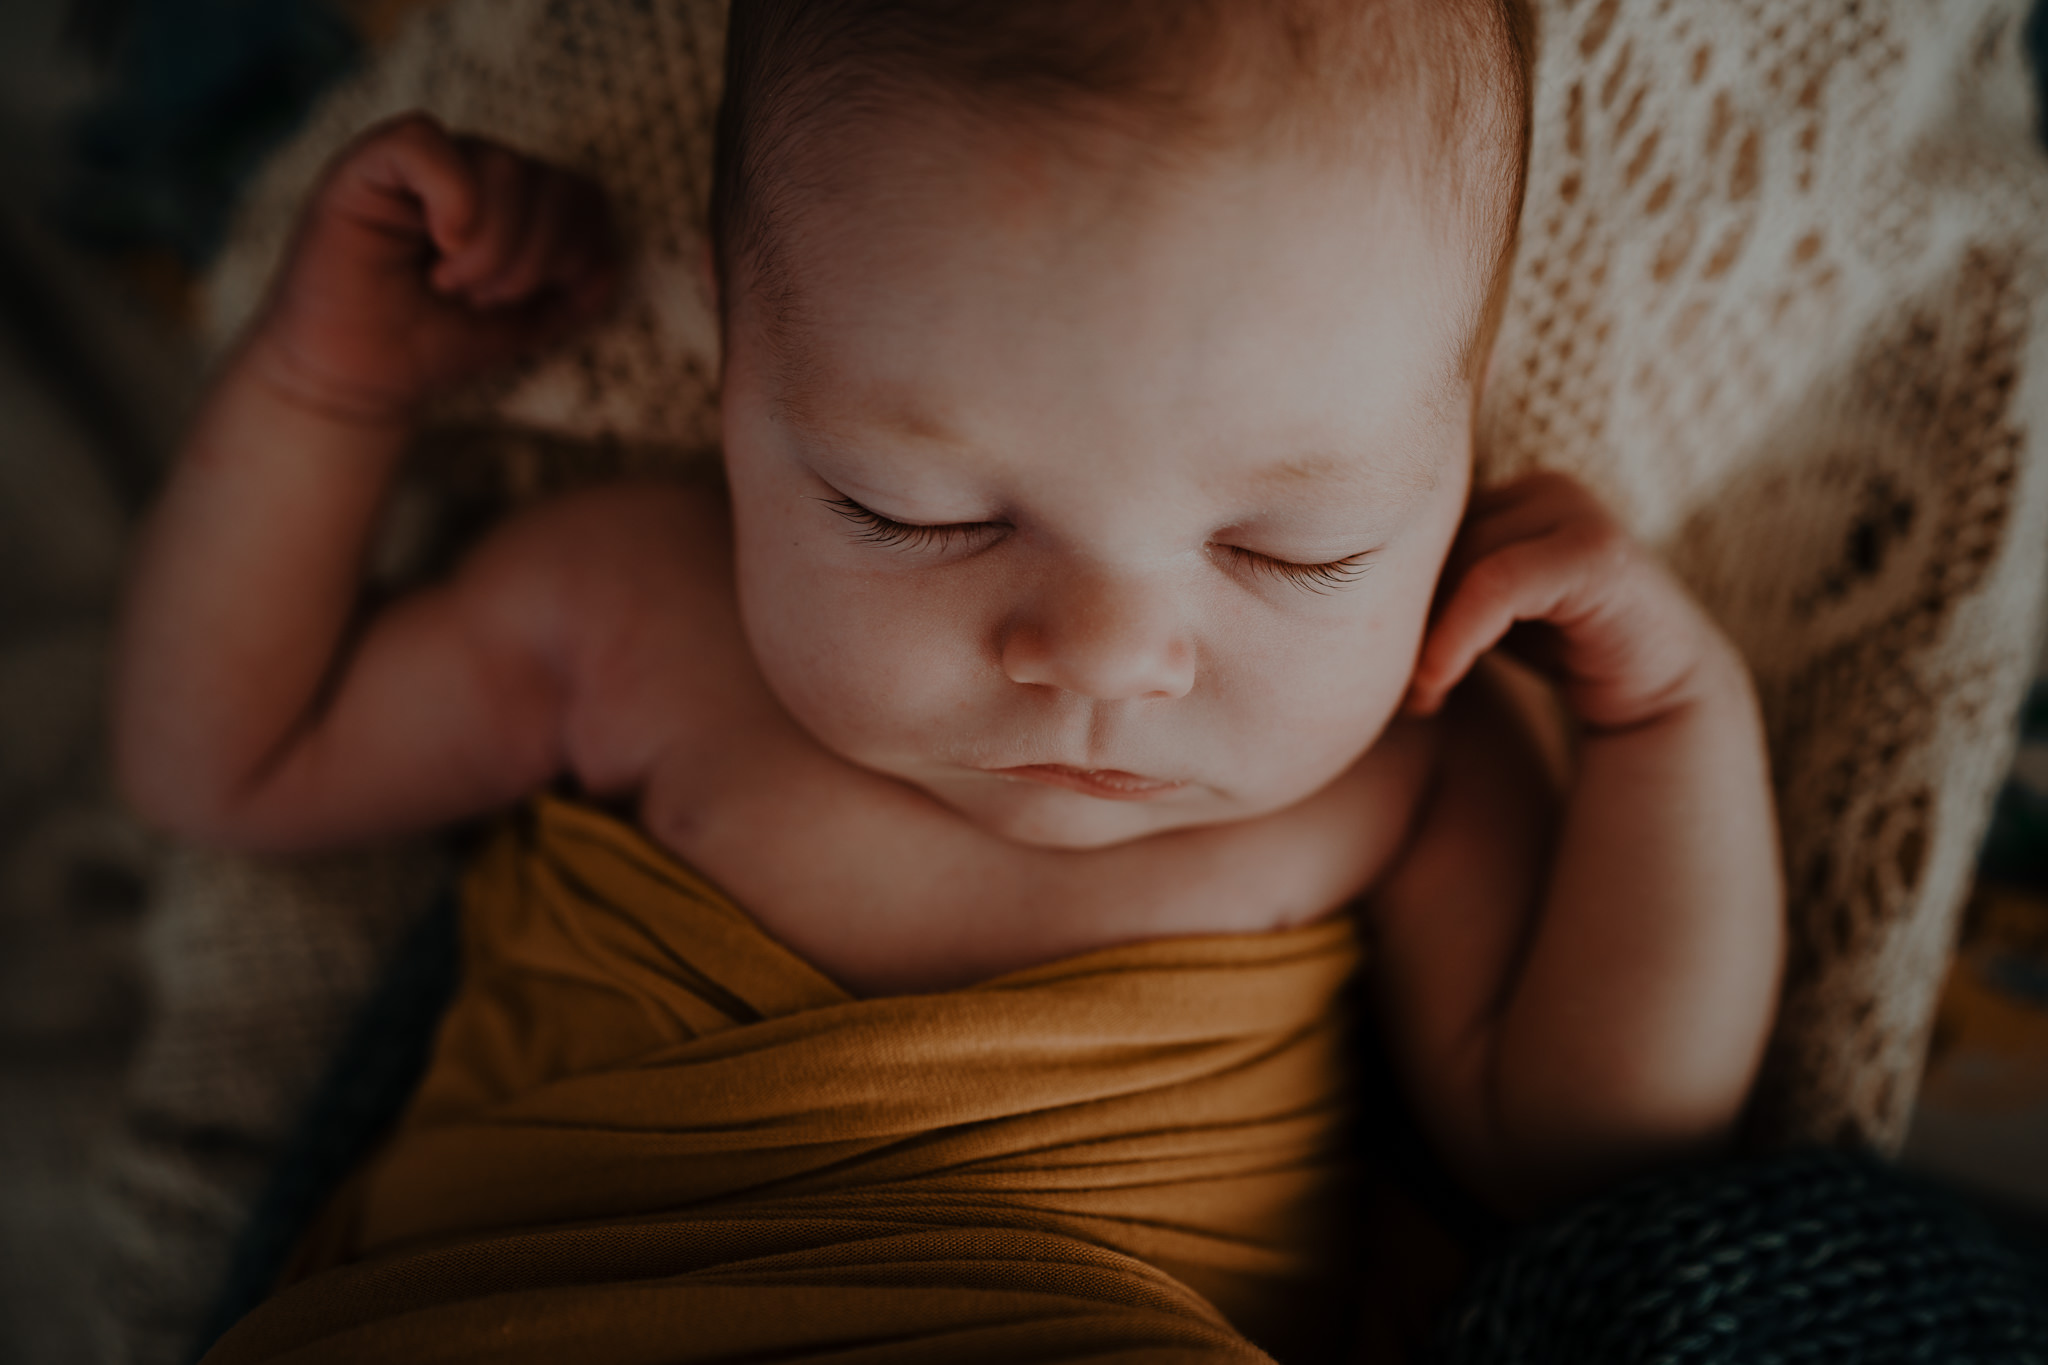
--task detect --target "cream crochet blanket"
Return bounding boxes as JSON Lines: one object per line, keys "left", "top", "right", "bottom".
{"left": 96, "top": 1, "right": 2048, "bottom": 1357}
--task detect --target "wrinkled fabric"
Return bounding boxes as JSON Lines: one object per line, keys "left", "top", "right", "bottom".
{"left": 204, "top": 796, "right": 1368, "bottom": 1363}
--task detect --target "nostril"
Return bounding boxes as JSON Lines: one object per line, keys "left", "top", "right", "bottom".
{"left": 998, "top": 573, "right": 1196, "bottom": 700}
{"left": 1002, "top": 639, "right": 1195, "bottom": 702}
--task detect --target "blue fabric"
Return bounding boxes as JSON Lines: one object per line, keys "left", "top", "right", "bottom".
{"left": 1442, "top": 1149, "right": 2048, "bottom": 1365}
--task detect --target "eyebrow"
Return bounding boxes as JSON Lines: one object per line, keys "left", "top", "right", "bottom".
{"left": 774, "top": 373, "right": 1458, "bottom": 504}
{"left": 1248, "top": 446, "right": 1444, "bottom": 503}
{"left": 771, "top": 369, "right": 970, "bottom": 451}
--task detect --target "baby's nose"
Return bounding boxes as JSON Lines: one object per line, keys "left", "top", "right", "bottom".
{"left": 999, "top": 565, "right": 1196, "bottom": 701}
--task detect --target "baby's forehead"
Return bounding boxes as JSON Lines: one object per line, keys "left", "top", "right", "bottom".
{"left": 737, "top": 104, "right": 1502, "bottom": 450}
{"left": 742, "top": 189, "right": 1477, "bottom": 545}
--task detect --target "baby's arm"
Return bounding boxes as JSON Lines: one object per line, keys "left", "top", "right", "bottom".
{"left": 114, "top": 115, "right": 616, "bottom": 849}
{"left": 1370, "top": 472, "right": 1784, "bottom": 1215}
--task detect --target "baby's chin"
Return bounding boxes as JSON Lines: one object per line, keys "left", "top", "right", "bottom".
{"left": 915, "top": 771, "right": 1246, "bottom": 851}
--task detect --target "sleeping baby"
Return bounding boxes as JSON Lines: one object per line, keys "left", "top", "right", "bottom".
{"left": 115, "top": 0, "right": 1785, "bottom": 1360}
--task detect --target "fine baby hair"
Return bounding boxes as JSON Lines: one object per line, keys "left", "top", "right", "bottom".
{"left": 710, "top": 0, "right": 1531, "bottom": 335}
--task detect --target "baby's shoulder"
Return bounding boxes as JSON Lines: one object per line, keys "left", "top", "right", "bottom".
{"left": 471, "top": 473, "right": 732, "bottom": 594}
{"left": 458, "top": 473, "right": 759, "bottom": 797}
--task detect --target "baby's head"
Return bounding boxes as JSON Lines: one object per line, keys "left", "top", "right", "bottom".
{"left": 710, "top": 0, "right": 1531, "bottom": 849}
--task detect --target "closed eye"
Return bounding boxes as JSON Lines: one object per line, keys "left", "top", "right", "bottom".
{"left": 1221, "top": 544, "right": 1374, "bottom": 593}
{"left": 822, "top": 494, "right": 1368, "bottom": 589}
{"left": 819, "top": 495, "right": 1002, "bottom": 552}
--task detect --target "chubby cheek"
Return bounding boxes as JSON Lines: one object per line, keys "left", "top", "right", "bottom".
{"left": 722, "top": 432, "right": 988, "bottom": 772}
{"left": 1212, "top": 512, "right": 1454, "bottom": 807}
{"left": 736, "top": 535, "right": 993, "bottom": 768}
{"left": 1218, "top": 601, "right": 1421, "bottom": 801}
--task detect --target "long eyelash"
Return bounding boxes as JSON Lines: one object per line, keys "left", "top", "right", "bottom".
{"left": 821, "top": 496, "right": 1364, "bottom": 588}
{"left": 820, "top": 496, "right": 986, "bottom": 551}
{"left": 1226, "top": 545, "right": 1374, "bottom": 594}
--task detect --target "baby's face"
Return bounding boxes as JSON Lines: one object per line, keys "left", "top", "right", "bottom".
{"left": 721, "top": 115, "right": 1481, "bottom": 849}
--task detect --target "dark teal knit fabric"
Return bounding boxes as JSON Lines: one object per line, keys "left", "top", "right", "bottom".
{"left": 1441, "top": 1148, "right": 2048, "bottom": 1365}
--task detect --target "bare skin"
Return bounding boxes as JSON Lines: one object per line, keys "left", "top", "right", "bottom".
{"left": 114, "top": 114, "right": 1783, "bottom": 1216}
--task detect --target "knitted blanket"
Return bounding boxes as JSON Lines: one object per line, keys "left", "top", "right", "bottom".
{"left": 94, "top": 1, "right": 2048, "bottom": 1359}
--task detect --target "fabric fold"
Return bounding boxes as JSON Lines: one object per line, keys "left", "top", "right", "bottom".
{"left": 205, "top": 796, "right": 1367, "bottom": 1364}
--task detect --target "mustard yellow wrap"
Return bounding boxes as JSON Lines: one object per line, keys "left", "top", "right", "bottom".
{"left": 205, "top": 796, "right": 1368, "bottom": 1364}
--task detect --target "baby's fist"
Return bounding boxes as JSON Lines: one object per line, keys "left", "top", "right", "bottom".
{"left": 250, "top": 114, "right": 618, "bottom": 423}
{"left": 1407, "top": 472, "right": 1739, "bottom": 733}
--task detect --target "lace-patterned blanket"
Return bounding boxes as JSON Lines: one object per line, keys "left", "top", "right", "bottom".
{"left": 95, "top": 1, "right": 2048, "bottom": 1358}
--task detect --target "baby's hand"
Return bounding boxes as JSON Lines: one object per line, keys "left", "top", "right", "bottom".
{"left": 1406, "top": 471, "right": 1734, "bottom": 731}
{"left": 1389, "top": 472, "right": 1781, "bottom": 1212}
{"left": 248, "top": 113, "right": 617, "bottom": 423}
